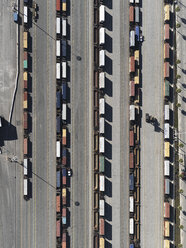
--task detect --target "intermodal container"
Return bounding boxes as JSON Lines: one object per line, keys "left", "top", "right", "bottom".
{"left": 164, "top": 43, "right": 169, "bottom": 60}
{"left": 23, "top": 71, "right": 28, "bottom": 89}
{"left": 129, "top": 6, "right": 134, "bottom": 23}
{"left": 99, "top": 199, "right": 105, "bottom": 216}
{"left": 135, "top": 7, "right": 139, "bottom": 23}
{"left": 62, "top": 148, "right": 67, "bottom": 165}
{"left": 164, "top": 221, "right": 170, "bottom": 237}
{"left": 164, "top": 24, "right": 169, "bottom": 40}
{"left": 129, "top": 56, "right": 135, "bottom": 73}
{"left": 99, "top": 218, "right": 105, "bottom": 236}
{"left": 24, "top": 138, "right": 28, "bottom": 155}
{"left": 56, "top": 195, "right": 60, "bottom": 213}
{"left": 56, "top": 17, "right": 61, "bottom": 34}
{"left": 62, "top": 40, "right": 67, "bottom": 57}
{"left": 99, "top": 136, "right": 105, "bottom": 154}
{"left": 62, "top": 207, "right": 67, "bottom": 225}
{"left": 164, "top": 202, "right": 170, "bottom": 219}
{"left": 99, "top": 5, "right": 105, "bottom": 23}
{"left": 56, "top": 91, "right": 61, "bottom": 109}
{"left": 24, "top": 111, "right": 28, "bottom": 130}
{"left": 56, "top": 141, "right": 61, "bottom": 158}
{"left": 23, "top": 32, "right": 28, "bottom": 49}
{"left": 62, "top": 188, "right": 66, "bottom": 205}
{"left": 130, "top": 244, "right": 134, "bottom": 248}
{"left": 129, "top": 81, "right": 135, "bottom": 97}
{"left": 129, "top": 151, "right": 134, "bottom": 169}
{"left": 99, "top": 175, "right": 105, "bottom": 192}
{"left": 56, "top": 220, "right": 61, "bottom": 237}
{"left": 164, "top": 62, "right": 169, "bottom": 78}
{"left": 129, "top": 130, "right": 134, "bottom": 147}
{"left": 62, "top": 103, "right": 67, "bottom": 121}
{"left": 62, "top": 128, "right": 67, "bottom": 145}
{"left": 129, "top": 174, "right": 134, "bottom": 191}
{"left": 56, "top": 0, "right": 60, "bottom": 11}
{"left": 56, "top": 116, "right": 61, "bottom": 133}
{"left": 56, "top": 171, "right": 61, "bottom": 188}
{"left": 99, "top": 155, "right": 105, "bottom": 173}
{"left": 164, "top": 179, "right": 170, "bottom": 195}
{"left": 99, "top": 72, "right": 105, "bottom": 89}
{"left": 62, "top": 18, "right": 67, "bottom": 36}
{"left": 99, "top": 237, "right": 105, "bottom": 248}
{"left": 164, "top": 80, "right": 170, "bottom": 99}
{"left": 94, "top": 110, "right": 99, "bottom": 129}
{"left": 99, "top": 98, "right": 105, "bottom": 115}
{"left": 164, "top": 160, "right": 170, "bottom": 177}
{"left": 62, "top": 0, "right": 67, "bottom": 12}
{"left": 62, "top": 168, "right": 66, "bottom": 185}
{"left": 94, "top": 154, "right": 99, "bottom": 171}
{"left": 23, "top": 91, "right": 27, "bottom": 109}
{"left": 24, "top": 158, "right": 28, "bottom": 176}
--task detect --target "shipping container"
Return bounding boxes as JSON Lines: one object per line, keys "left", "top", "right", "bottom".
{"left": 99, "top": 237, "right": 105, "bottom": 248}
{"left": 56, "top": 63, "right": 61, "bottom": 79}
{"left": 56, "top": 141, "right": 61, "bottom": 158}
{"left": 130, "top": 30, "right": 135, "bottom": 47}
{"left": 56, "top": 220, "right": 61, "bottom": 237}
{"left": 62, "top": 188, "right": 67, "bottom": 205}
{"left": 62, "top": 0, "right": 67, "bottom": 12}
{"left": 62, "top": 128, "right": 67, "bottom": 145}
{"left": 99, "top": 50, "right": 105, "bottom": 67}
{"left": 164, "top": 43, "right": 169, "bottom": 60}
{"left": 164, "top": 160, "right": 170, "bottom": 177}
{"left": 56, "top": 195, "right": 61, "bottom": 213}
{"left": 164, "top": 123, "right": 170, "bottom": 140}
{"left": 129, "top": 81, "right": 135, "bottom": 97}
{"left": 164, "top": 179, "right": 170, "bottom": 195}
{"left": 99, "top": 72, "right": 105, "bottom": 89}
{"left": 164, "top": 202, "right": 170, "bottom": 219}
{"left": 129, "top": 151, "right": 134, "bottom": 169}
{"left": 99, "top": 218, "right": 105, "bottom": 236}
{"left": 56, "top": 91, "right": 61, "bottom": 109}
{"left": 62, "top": 103, "right": 67, "bottom": 121}
{"left": 130, "top": 105, "right": 135, "bottom": 121}
{"left": 62, "top": 207, "right": 67, "bottom": 225}
{"left": 135, "top": 25, "right": 140, "bottom": 41}
{"left": 164, "top": 62, "right": 169, "bottom": 78}
{"left": 62, "top": 168, "right": 66, "bottom": 185}
{"left": 135, "top": 7, "right": 139, "bottom": 23}
{"left": 100, "top": 199, "right": 105, "bottom": 216}
{"left": 24, "top": 138, "right": 28, "bottom": 155}
{"left": 62, "top": 39, "right": 67, "bottom": 57}
{"left": 129, "top": 56, "right": 135, "bottom": 73}
{"left": 164, "top": 104, "right": 170, "bottom": 121}
{"left": 62, "top": 83, "right": 67, "bottom": 101}
{"left": 57, "top": 171, "right": 61, "bottom": 188}
{"left": 62, "top": 148, "right": 67, "bottom": 165}
{"left": 24, "top": 178, "right": 28, "bottom": 196}
{"left": 100, "top": 175, "right": 105, "bottom": 192}
{"left": 24, "top": 6, "right": 28, "bottom": 23}
{"left": 99, "top": 5, "right": 105, "bottom": 23}
{"left": 130, "top": 196, "right": 134, "bottom": 213}
{"left": 164, "top": 24, "right": 169, "bottom": 40}
{"left": 99, "top": 117, "right": 105, "bottom": 134}
{"left": 56, "top": 116, "right": 61, "bottom": 133}
{"left": 23, "top": 32, "right": 28, "bottom": 49}
{"left": 99, "top": 98, "right": 105, "bottom": 115}
{"left": 99, "top": 155, "right": 105, "bottom": 173}
{"left": 129, "top": 218, "right": 134, "bottom": 235}
{"left": 56, "top": 17, "right": 61, "bottom": 34}
{"left": 56, "top": 0, "right": 60, "bottom": 12}
{"left": 62, "top": 18, "right": 67, "bottom": 36}
{"left": 164, "top": 240, "right": 170, "bottom": 248}
{"left": 164, "top": 5, "right": 170, "bottom": 22}
{"left": 56, "top": 40, "right": 60, "bottom": 57}
{"left": 23, "top": 71, "right": 28, "bottom": 89}
{"left": 99, "top": 27, "right": 105, "bottom": 45}
{"left": 129, "top": 174, "right": 134, "bottom": 191}
{"left": 164, "top": 221, "right": 170, "bottom": 237}
{"left": 129, "top": 6, "right": 134, "bottom": 23}
{"left": 99, "top": 136, "right": 105, "bottom": 154}
{"left": 24, "top": 158, "right": 28, "bottom": 176}
{"left": 164, "top": 141, "right": 170, "bottom": 158}
{"left": 24, "top": 111, "right": 28, "bottom": 130}
{"left": 164, "top": 80, "right": 170, "bottom": 99}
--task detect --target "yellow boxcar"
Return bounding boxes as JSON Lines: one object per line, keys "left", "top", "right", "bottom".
{"left": 164, "top": 5, "right": 170, "bottom": 22}
{"left": 62, "top": 1, "right": 66, "bottom": 12}
{"left": 134, "top": 50, "right": 139, "bottom": 63}
{"left": 164, "top": 240, "right": 170, "bottom": 248}
{"left": 164, "top": 221, "right": 170, "bottom": 237}
{"left": 23, "top": 71, "right": 27, "bottom": 81}
{"left": 23, "top": 32, "right": 28, "bottom": 49}
{"left": 134, "top": 69, "right": 139, "bottom": 84}
{"left": 99, "top": 237, "right": 105, "bottom": 248}
{"left": 164, "top": 141, "right": 170, "bottom": 158}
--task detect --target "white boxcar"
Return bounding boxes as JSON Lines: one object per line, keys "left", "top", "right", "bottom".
{"left": 62, "top": 61, "right": 67, "bottom": 78}
{"left": 56, "top": 40, "right": 61, "bottom": 57}
{"left": 164, "top": 105, "right": 170, "bottom": 121}
{"left": 129, "top": 196, "right": 134, "bottom": 213}
{"left": 24, "top": 178, "right": 28, "bottom": 196}
{"left": 24, "top": 158, "right": 28, "bottom": 176}
{"left": 164, "top": 160, "right": 170, "bottom": 177}
{"left": 129, "top": 218, "right": 134, "bottom": 235}
{"left": 56, "top": 17, "right": 61, "bottom": 34}
{"left": 99, "top": 5, "right": 105, "bottom": 23}
{"left": 99, "top": 117, "right": 105, "bottom": 134}
{"left": 24, "top": 6, "right": 28, "bottom": 23}
{"left": 56, "top": 63, "right": 61, "bottom": 79}
{"left": 99, "top": 72, "right": 105, "bottom": 89}
{"left": 130, "top": 30, "right": 135, "bottom": 47}
{"left": 99, "top": 98, "right": 105, "bottom": 115}
{"left": 99, "top": 27, "right": 105, "bottom": 45}
{"left": 164, "top": 123, "right": 170, "bottom": 140}
{"left": 164, "top": 179, "right": 170, "bottom": 195}
{"left": 99, "top": 136, "right": 105, "bottom": 153}
{"left": 135, "top": 7, "right": 139, "bottom": 23}
{"left": 62, "top": 18, "right": 67, "bottom": 36}
{"left": 99, "top": 50, "right": 105, "bottom": 67}
{"left": 99, "top": 199, "right": 105, "bottom": 216}
{"left": 130, "top": 105, "right": 135, "bottom": 121}
{"left": 99, "top": 175, "right": 105, "bottom": 192}
{"left": 62, "top": 103, "right": 67, "bottom": 121}
{"left": 56, "top": 141, "right": 61, "bottom": 158}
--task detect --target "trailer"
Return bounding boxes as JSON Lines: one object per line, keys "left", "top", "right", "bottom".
{"left": 99, "top": 72, "right": 105, "bottom": 89}
{"left": 99, "top": 27, "right": 105, "bottom": 45}
{"left": 56, "top": 63, "right": 61, "bottom": 79}
{"left": 164, "top": 160, "right": 170, "bottom": 177}
{"left": 99, "top": 117, "right": 105, "bottom": 134}
{"left": 56, "top": 17, "right": 61, "bottom": 35}
{"left": 99, "top": 50, "right": 105, "bottom": 67}
{"left": 99, "top": 175, "right": 105, "bottom": 192}
{"left": 24, "top": 158, "right": 28, "bottom": 176}
{"left": 56, "top": 40, "right": 61, "bottom": 57}
{"left": 99, "top": 5, "right": 105, "bottom": 23}
{"left": 62, "top": 18, "right": 67, "bottom": 36}
{"left": 56, "top": 141, "right": 61, "bottom": 158}
{"left": 99, "top": 199, "right": 105, "bottom": 216}
{"left": 99, "top": 136, "right": 105, "bottom": 153}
